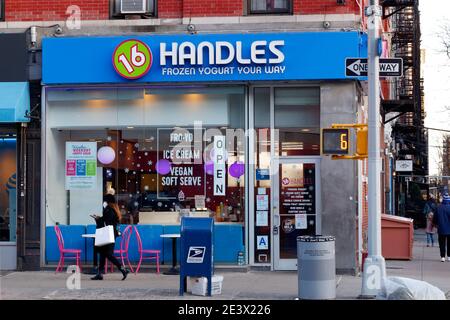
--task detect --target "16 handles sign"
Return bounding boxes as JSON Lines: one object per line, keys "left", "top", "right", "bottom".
{"left": 65, "top": 142, "right": 97, "bottom": 190}
{"left": 112, "top": 38, "right": 285, "bottom": 80}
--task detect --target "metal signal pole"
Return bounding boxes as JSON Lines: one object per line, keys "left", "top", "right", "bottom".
{"left": 360, "top": 0, "right": 387, "bottom": 297}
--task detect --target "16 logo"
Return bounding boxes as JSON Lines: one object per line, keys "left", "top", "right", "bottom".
{"left": 113, "top": 39, "right": 152, "bottom": 79}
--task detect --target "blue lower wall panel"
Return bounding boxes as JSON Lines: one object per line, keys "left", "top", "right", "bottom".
{"left": 46, "top": 224, "right": 244, "bottom": 265}
{"left": 85, "top": 224, "right": 164, "bottom": 265}
{"left": 214, "top": 224, "right": 245, "bottom": 263}
{"left": 132, "top": 225, "right": 164, "bottom": 264}
{"left": 45, "top": 225, "right": 87, "bottom": 263}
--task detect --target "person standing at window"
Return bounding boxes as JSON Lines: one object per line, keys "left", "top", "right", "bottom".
{"left": 91, "top": 194, "right": 130, "bottom": 280}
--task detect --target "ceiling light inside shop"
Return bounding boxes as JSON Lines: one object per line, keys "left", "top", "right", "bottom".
{"left": 127, "top": 126, "right": 134, "bottom": 129}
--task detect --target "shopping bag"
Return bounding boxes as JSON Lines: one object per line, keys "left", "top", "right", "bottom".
{"left": 94, "top": 225, "right": 115, "bottom": 247}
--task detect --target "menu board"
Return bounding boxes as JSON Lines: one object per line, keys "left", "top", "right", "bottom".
{"left": 65, "top": 142, "right": 97, "bottom": 190}
{"left": 157, "top": 128, "right": 205, "bottom": 199}
{"left": 280, "top": 166, "right": 315, "bottom": 215}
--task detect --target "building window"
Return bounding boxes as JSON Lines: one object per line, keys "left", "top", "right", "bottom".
{"left": 0, "top": 132, "right": 17, "bottom": 242}
{"left": 247, "top": 0, "right": 292, "bottom": 14}
{"left": 0, "top": 0, "right": 4, "bottom": 22}
{"left": 274, "top": 88, "right": 320, "bottom": 156}
{"left": 110, "top": 0, "right": 156, "bottom": 19}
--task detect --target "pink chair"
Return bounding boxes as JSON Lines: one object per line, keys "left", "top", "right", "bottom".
{"left": 106, "top": 225, "right": 134, "bottom": 273}
{"left": 54, "top": 225, "right": 82, "bottom": 273}
{"left": 134, "top": 226, "right": 160, "bottom": 274}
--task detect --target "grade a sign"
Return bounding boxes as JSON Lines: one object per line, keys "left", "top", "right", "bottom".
{"left": 65, "top": 142, "right": 97, "bottom": 190}
{"left": 257, "top": 236, "right": 269, "bottom": 250}
{"left": 157, "top": 128, "right": 205, "bottom": 199}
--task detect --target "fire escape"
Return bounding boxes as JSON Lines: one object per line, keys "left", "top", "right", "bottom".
{"left": 381, "top": 0, "right": 427, "bottom": 181}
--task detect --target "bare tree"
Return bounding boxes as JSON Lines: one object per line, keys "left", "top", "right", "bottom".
{"left": 438, "top": 23, "right": 450, "bottom": 59}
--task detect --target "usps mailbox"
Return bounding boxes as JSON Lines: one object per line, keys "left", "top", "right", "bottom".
{"left": 179, "top": 217, "right": 214, "bottom": 296}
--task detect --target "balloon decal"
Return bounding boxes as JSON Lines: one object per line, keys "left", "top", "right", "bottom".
{"left": 155, "top": 159, "right": 172, "bottom": 175}
{"left": 97, "top": 146, "right": 116, "bottom": 165}
{"left": 229, "top": 161, "right": 245, "bottom": 179}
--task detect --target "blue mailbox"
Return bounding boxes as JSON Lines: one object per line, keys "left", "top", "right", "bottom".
{"left": 179, "top": 217, "right": 214, "bottom": 296}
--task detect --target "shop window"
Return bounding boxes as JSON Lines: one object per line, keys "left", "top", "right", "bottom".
{"left": 110, "top": 0, "right": 156, "bottom": 19}
{"left": 0, "top": 132, "right": 17, "bottom": 242}
{"left": 274, "top": 87, "right": 320, "bottom": 156}
{"left": 45, "top": 86, "right": 246, "bottom": 265}
{"left": 247, "top": 0, "right": 292, "bottom": 14}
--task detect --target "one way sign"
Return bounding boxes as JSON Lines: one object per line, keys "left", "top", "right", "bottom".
{"left": 346, "top": 58, "right": 403, "bottom": 77}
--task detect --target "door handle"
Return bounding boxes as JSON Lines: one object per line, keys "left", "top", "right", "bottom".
{"left": 273, "top": 213, "right": 280, "bottom": 227}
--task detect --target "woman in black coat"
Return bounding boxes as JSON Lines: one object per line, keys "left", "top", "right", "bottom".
{"left": 91, "top": 194, "right": 130, "bottom": 280}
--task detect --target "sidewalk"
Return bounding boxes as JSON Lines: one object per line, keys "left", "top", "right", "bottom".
{"left": 1, "top": 230, "right": 449, "bottom": 300}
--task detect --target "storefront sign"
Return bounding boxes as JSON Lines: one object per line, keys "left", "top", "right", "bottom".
{"left": 295, "top": 214, "right": 307, "bottom": 230}
{"left": 281, "top": 187, "right": 315, "bottom": 214}
{"left": 256, "top": 195, "right": 269, "bottom": 211}
{"left": 282, "top": 218, "right": 295, "bottom": 233}
{"left": 213, "top": 136, "right": 226, "bottom": 196}
{"left": 280, "top": 166, "right": 315, "bottom": 215}
{"left": 65, "top": 142, "right": 97, "bottom": 190}
{"left": 256, "top": 168, "right": 270, "bottom": 181}
{"left": 395, "top": 160, "right": 413, "bottom": 172}
{"left": 256, "top": 210, "right": 269, "bottom": 227}
{"left": 195, "top": 195, "right": 206, "bottom": 209}
{"left": 43, "top": 32, "right": 367, "bottom": 84}
{"left": 157, "top": 128, "right": 205, "bottom": 199}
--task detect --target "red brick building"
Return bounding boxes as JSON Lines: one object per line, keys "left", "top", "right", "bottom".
{"left": 2, "top": 0, "right": 362, "bottom": 21}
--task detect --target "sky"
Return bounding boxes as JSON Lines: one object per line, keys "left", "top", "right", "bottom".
{"left": 419, "top": 1, "right": 450, "bottom": 176}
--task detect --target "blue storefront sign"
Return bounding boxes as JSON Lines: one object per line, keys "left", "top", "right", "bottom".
{"left": 43, "top": 32, "right": 367, "bottom": 84}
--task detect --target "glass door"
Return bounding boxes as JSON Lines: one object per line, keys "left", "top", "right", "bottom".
{"left": 272, "top": 158, "right": 320, "bottom": 270}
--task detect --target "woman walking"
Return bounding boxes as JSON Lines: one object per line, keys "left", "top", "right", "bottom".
{"left": 91, "top": 194, "right": 130, "bottom": 280}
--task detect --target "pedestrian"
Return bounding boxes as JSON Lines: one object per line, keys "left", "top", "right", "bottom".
{"left": 91, "top": 194, "right": 130, "bottom": 280}
{"left": 425, "top": 210, "right": 436, "bottom": 247}
{"left": 423, "top": 195, "right": 437, "bottom": 247}
{"left": 433, "top": 193, "right": 450, "bottom": 262}
{"left": 90, "top": 188, "right": 117, "bottom": 274}
{"left": 423, "top": 195, "right": 437, "bottom": 217}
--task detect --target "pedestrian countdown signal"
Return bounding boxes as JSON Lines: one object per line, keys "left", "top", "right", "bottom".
{"left": 321, "top": 128, "right": 350, "bottom": 155}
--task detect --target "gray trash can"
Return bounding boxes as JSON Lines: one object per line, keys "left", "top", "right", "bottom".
{"left": 297, "top": 235, "right": 336, "bottom": 300}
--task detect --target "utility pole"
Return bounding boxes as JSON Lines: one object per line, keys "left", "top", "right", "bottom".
{"left": 360, "top": 0, "right": 387, "bottom": 297}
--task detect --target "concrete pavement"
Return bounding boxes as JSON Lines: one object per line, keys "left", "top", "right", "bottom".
{"left": 1, "top": 230, "right": 449, "bottom": 300}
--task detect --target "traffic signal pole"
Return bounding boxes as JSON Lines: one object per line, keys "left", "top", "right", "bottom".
{"left": 360, "top": 0, "right": 386, "bottom": 297}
